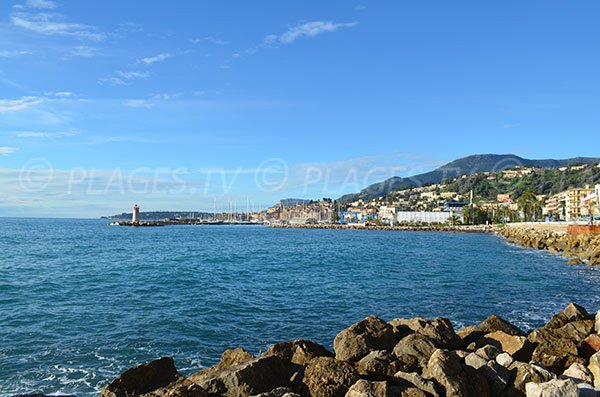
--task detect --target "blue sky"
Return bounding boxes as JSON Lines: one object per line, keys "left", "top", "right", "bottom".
{"left": 1, "top": 1, "right": 599, "bottom": 217}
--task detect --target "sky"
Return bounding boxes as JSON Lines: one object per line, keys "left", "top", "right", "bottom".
{"left": 1, "top": 1, "right": 599, "bottom": 217}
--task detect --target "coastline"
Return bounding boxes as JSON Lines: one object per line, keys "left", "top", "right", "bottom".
{"left": 96, "top": 303, "right": 600, "bottom": 397}
{"left": 268, "top": 223, "right": 499, "bottom": 233}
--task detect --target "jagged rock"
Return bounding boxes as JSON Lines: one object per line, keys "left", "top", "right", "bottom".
{"left": 595, "top": 311, "right": 600, "bottom": 333}
{"left": 356, "top": 350, "right": 403, "bottom": 378}
{"left": 580, "top": 334, "right": 600, "bottom": 359}
{"left": 524, "top": 378, "right": 578, "bottom": 397}
{"left": 576, "top": 383, "right": 599, "bottom": 397}
{"left": 559, "top": 320, "right": 595, "bottom": 342}
{"left": 251, "top": 387, "right": 300, "bottom": 397}
{"left": 393, "top": 334, "right": 437, "bottom": 369}
{"left": 453, "top": 350, "right": 469, "bottom": 359}
{"left": 192, "top": 355, "right": 292, "bottom": 397}
{"left": 464, "top": 352, "right": 488, "bottom": 370}
{"left": 509, "top": 361, "right": 556, "bottom": 393}
{"left": 544, "top": 303, "right": 591, "bottom": 329}
{"left": 334, "top": 316, "right": 395, "bottom": 362}
{"left": 394, "top": 353, "right": 421, "bottom": 373}
{"left": 495, "top": 352, "right": 513, "bottom": 368}
{"left": 422, "top": 349, "right": 490, "bottom": 397}
{"left": 529, "top": 329, "right": 586, "bottom": 373}
{"left": 478, "top": 361, "right": 512, "bottom": 397}
{"left": 142, "top": 379, "right": 207, "bottom": 397}
{"left": 475, "top": 345, "right": 500, "bottom": 361}
{"left": 483, "top": 331, "right": 534, "bottom": 362}
{"left": 263, "top": 339, "right": 333, "bottom": 365}
{"left": 303, "top": 357, "right": 360, "bottom": 397}
{"left": 394, "top": 371, "right": 441, "bottom": 397}
{"left": 189, "top": 348, "right": 254, "bottom": 383}
{"left": 588, "top": 352, "right": 600, "bottom": 389}
{"left": 388, "top": 317, "right": 459, "bottom": 349}
{"left": 457, "top": 315, "right": 524, "bottom": 347}
{"left": 100, "top": 357, "right": 181, "bottom": 397}
{"left": 561, "top": 363, "right": 594, "bottom": 384}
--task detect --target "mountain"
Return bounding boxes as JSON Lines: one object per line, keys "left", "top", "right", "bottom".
{"left": 339, "top": 154, "right": 600, "bottom": 202}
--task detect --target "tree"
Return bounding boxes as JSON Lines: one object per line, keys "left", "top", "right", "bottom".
{"left": 517, "top": 189, "right": 542, "bottom": 221}
{"left": 330, "top": 211, "right": 340, "bottom": 223}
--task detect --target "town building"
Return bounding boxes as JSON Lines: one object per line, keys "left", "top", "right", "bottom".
{"left": 397, "top": 211, "right": 453, "bottom": 224}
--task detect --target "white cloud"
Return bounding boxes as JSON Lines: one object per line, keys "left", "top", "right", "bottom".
{"left": 0, "top": 96, "right": 44, "bottom": 113}
{"left": 11, "top": 8, "right": 105, "bottom": 41}
{"left": 189, "top": 36, "right": 230, "bottom": 45}
{"left": 11, "top": 129, "right": 78, "bottom": 138}
{"left": 0, "top": 147, "right": 17, "bottom": 155}
{"left": 123, "top": 99, "right": 152, "bottom": 108}
{"left": 0, "top": 50, "right": 32, "bottom": 57}
{"left": 67, "top": 46, "right": 96, "bottom": 57}
{"left": 139, "top": 53, "right": 171, "bottom": 65}
{"left": 99, "top": 70, "right": 150, "bottom": 86}
{"left": 24, "top": 0, "right": 56, "bottom": 9}
{"left": 265, "top": 21, "right": 358, "bottom": 45}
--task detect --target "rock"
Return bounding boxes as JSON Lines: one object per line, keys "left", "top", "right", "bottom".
{"left": 356, "top": 350, "right": 402, "bottom": 378}
{"left": 562, "top": 363, "right": 594, "bottom": 384}
{"left": 595, "top": 311, "right": 600, "bottom": 333}
{"left": 393, "top": 353, "right": 421, "bottom": 373}
{"left": 588, "top": 352, "right": 600, "bottom": 389}
{"left": 251, "top": 387, "right": 300, "bottom": 397}
{"left": 345, "top": 379, "right": 411, "bottom": 397}
{"left": 530, "top": 332, "right": 584, "bottom": 373}
{"left": 559, "top": 320, "right": 595, "bottom": 342}
{"left": 192, "top": 355, "right": 292, "bottom": 397}
{"left": 189, "top": 348, "right": 254, "bottom": 383}
{"left": 388, "top": 317, "right": 459, "bottom": 349}
{"left": 495, "top": 352, "right": 513, "bottom": 368}
{"left": 545, "top": 303, "right": 591, "bottom": 329}
{"left": 142, "top": 379, "right": 208, "bottom": 397}
{"left": 464, "top": 352, "right": 488, "bottom": 370}
{"left": 457, "top": 315, "right": 524, "bottom": 347}
{"left": 263, "top": 339, "right": 333, "bottom": 365}
{"left": 100, "top": 357, "right": 181, "bottom": 397}
{"left": 509, "top": 361, "right": 556, "bottom": 393}
{"left": 303, "top": 357, "right": 360, "bottom": 397}
{"left": 576, "top": 383, "right": 599, "bottom": 397}
{"left": 478, "top": 361, "right": 512, "bottom": 397}
{"left": 566, "top": 258, "right": 583, "bottom": 265}
{"left": 475, "top": 344, "right": 500, "bottom": 361}
{"left": 334, "top": 315, "right": 395, "bottom": 362}
{"left": 393, "top": 371, "right": 441, "bottom": 397}
{"left": 483, "top": 331, "right": 534, "bottom": 362}
{"left": 422, "top": 349, "right": 490, "bottom": 397}
{"left": 580, "top": 334, "right": 600, "bottom": 359}
{"left": 524, "top": 378, "right": 578, "bottom": 397}
{"left": 392, "top": 334, "right": 437, "bottom": 369}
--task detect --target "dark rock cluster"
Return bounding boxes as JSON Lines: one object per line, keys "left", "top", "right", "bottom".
{"left": 96, "top": 303, "right": 600, "bottom": 397}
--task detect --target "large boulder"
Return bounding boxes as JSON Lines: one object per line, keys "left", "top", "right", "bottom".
{"left": 392, "top": 334, "right": 437, "bottom": 370}
{"left": 191, "top": 355, "right": 293, "bottom": 397}
{"left": 588, "top": 352, "right": 600, "bottom": 389}
{"left": 544, "top": 303, "right": 590, "bottom": 330}
{"left": 456, "top": 315, "right": 524, "bottom": 348}
{"left": 388, "top": 317, "right": 460, "bottom": 349}
{"left": 100, "top": 357, "right": 181, "bottom": 397}
{"left": 508, "top": 361, "right": 556, "bottom": 394}
{"left": 393, "top": 371, "right": 441, "bottom": 397}
{"left": 579, "top": 334, "right": 600, "bottom": 358}
{"left": 142, "top": 379, "right": 207, "bottom": 397}
{"left": 302, "top": 357, "right": 360, "bottom": 397}
{"left": 482, "top": 331, "right": 534, "bottom": 362}
{"left": 595, "top": 310, "right": 600, "bottom": 333}
{"left": 263, "top": 339, "right": 333, "bottom": 365}
{"left": 334, "top": 316, "right": 395, "bottom": 362}
{"left": 356, "top": 350, "right": 403, "bottom": 378}
{"left": 422, "top": 349, "right": 490, "bottom": 397}
{"left": 524, "top": 378, "right": 578, "bottom": 397}
{"left": 562, "top": 362, "right": 594, "bottom": 384}
{"left": 250, "top": 388, "right": 300, "bottom": 397}
{"left": 189, "top": 348, "right": 254, "bottom": 383}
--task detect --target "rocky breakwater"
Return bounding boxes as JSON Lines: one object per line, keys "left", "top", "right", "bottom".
{"left": 499, "top": 225, "right": 600, "bottom": 265}
{"left": 270, "top": 224, "right": 498, "bottom": 233}
{"left": 96, "top": 303, "right": 600, "bottom": 397}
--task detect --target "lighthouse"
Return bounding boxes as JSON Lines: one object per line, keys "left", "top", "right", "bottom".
{"left": 132, "top": 204, "right": 140, "bottom": 223}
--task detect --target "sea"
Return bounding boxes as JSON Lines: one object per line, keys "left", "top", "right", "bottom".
{"left": 1, "top": 218, "right": 599, "bottom": 396}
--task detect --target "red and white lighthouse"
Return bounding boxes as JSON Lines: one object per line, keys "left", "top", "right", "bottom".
{"left": 132, "top": 204, "right": 140, "bottom": 223}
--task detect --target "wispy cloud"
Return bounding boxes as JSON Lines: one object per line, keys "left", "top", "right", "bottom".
{"left": 10, "top": 129, "right": 78, "bottom": 138}
{"left": 0, "top": 50, "right": 32, "bottom": 58}
{"left": 11, "top": 1, "right": 105, "bottom": 42}
{"left": 265, "top": 21, "right": 358, "bottom": 46}
{"left": 66, "top": 45, "right": 96, "bottom": 57}
{"left": 139, "top": 53, "right": 171, "bottom": 65}
{"left": 123, "top": 99, "right": 153, "bottom": 108}
{"left": 189, "top": 36, "right": 230, "bottom": 45}
{"left": 0, "top": 96, "right": 44, "bottom": 113}
{"left": 0, "top": 147, "right": 17, "bottom": 155}
{"left": 99, "top": 70, "right": 150, "bottom": 86}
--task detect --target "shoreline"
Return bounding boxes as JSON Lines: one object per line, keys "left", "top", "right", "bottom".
{"left": 94, "top": 303, "right": 600, "bottom": 397}
{"left": 268, "top": 223, "right": 499, "bottom": 233}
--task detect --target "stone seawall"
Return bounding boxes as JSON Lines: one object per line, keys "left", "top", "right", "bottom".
{"left": 89, "top": 303, "right": 600, "bottom": 397}
{"left": 499, "top": 223, "right": 600, "bottom": 265}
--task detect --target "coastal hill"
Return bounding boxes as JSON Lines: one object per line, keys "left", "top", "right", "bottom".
{"left": 339, "top": 154, "right": 600, "bottom": 202}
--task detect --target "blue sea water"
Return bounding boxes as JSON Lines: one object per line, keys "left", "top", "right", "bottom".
{"left": 1, "top": 218, "right": 600, "bottom": 396}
